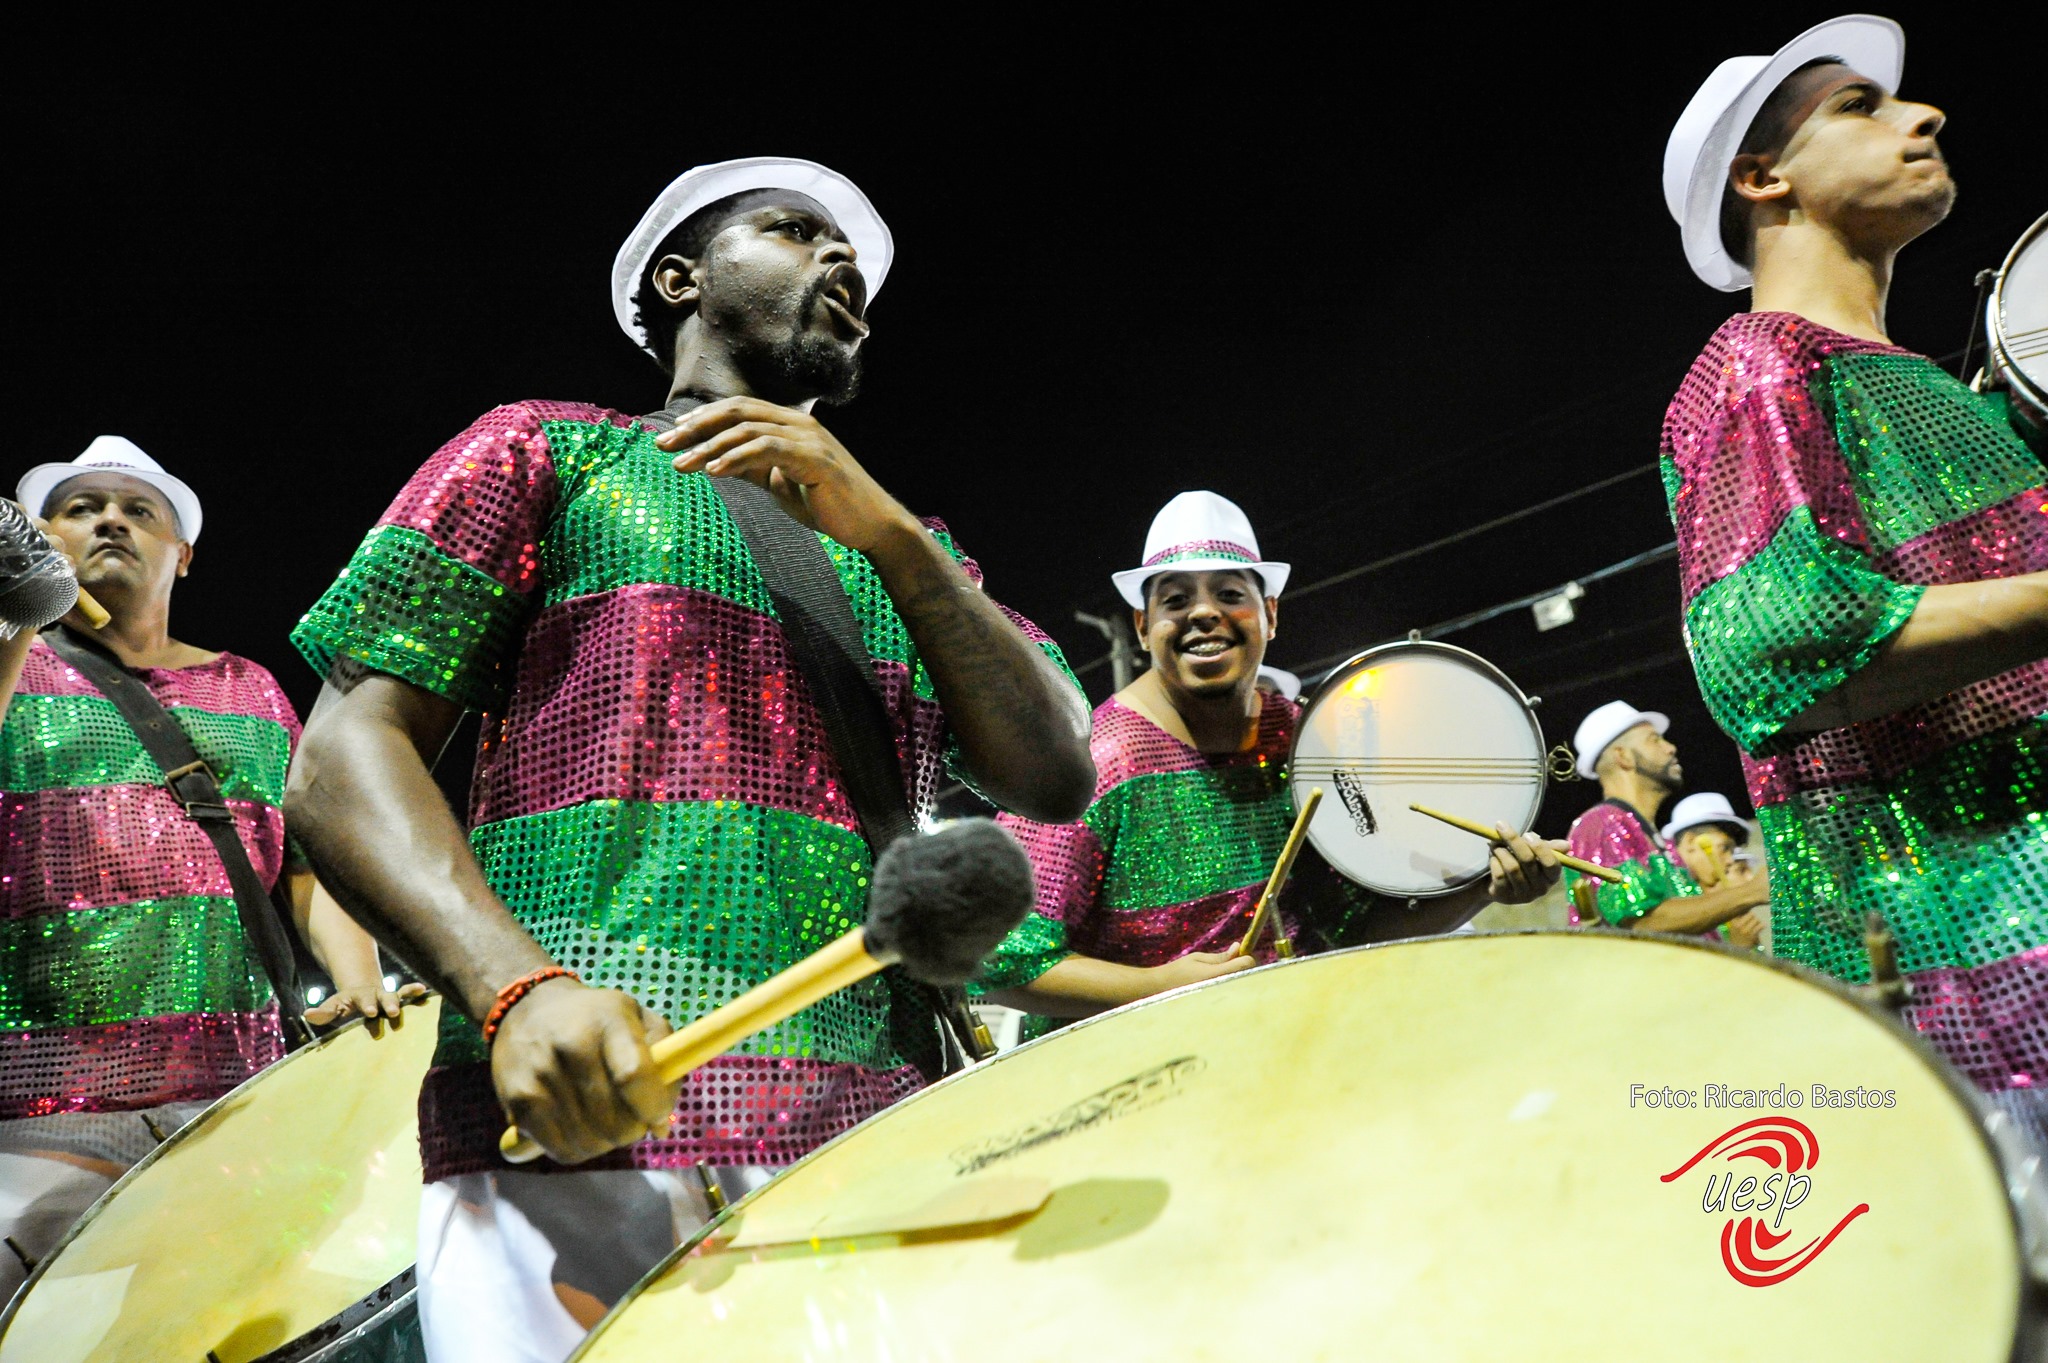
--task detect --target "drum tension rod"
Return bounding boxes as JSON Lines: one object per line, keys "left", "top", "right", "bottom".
{"left": 3, "top": 1235, "right": 34, "bottom": 1275}
{"left": 694, "top": 1160, "right": 729, "bottom": 1215}
{"left": 140, "top": 1111, "right": 171, "bottom": 1145}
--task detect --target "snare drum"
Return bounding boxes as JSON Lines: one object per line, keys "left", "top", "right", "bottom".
{"left": 0, "top": 997, "right": 440, "bottom": 1363}
{"left": 570, "top": 935, "right": 2043, "bottom": 1362}
{"left": 1293, "top": 640, "right": 1549, "bottom": 898}
{"left": 1987, "top": 213, "right": 2048, "bottom": 439}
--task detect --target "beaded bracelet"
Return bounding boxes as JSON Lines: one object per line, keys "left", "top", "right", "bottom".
{"left": 481, "top": 966, "right": 579, "bottom": 1045}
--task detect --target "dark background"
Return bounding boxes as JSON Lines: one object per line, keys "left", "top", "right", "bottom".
{"left": 13, "top": 16, "right": 2038, "bottom": 844}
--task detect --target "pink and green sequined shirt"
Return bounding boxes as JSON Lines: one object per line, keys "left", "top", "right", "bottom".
{"left": 1665, "top": 312, "right": 2048, "bottom": 1102}
{"left": 292, "top": 401, "right": 1073, "bottom": 1179}
{"left": 977, "top": 690, "right": 1318, "bottom": 1039}
{"left": 0, "top": 639, "right": 297, "bottom": 1119}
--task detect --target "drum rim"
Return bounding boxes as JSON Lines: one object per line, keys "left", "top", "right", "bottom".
{"left": 0, "top": 993, "right": 439, "bottom": 1349}
{"left": 567, "top": 933, "right": 2043, "bottom": 1360}
{"left": 1290, "top": 637, "right": 1547, "bottom": 899}
{"left": 1990, "top": 211, "right": 2048, "bottom": 408}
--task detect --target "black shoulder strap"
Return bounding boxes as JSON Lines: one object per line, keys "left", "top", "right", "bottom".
{"left": 641, "top": 404, "right": 975, "bottom": 1076}
{"left": 710, "top": 477, "right": 919, "bottom": 851}
{"left": 1600, "top": 797, "right": 1668, "bottom": 851}
{"left": 43, "top": 627, "right": 311, "bottom": 1047}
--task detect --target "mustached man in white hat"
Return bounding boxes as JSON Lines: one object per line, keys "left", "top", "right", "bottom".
{"left": 974, "top": 492, "right": 1566, "bottom": 1042}
{"left": 1563, "top": 701, "right": 1769, "bottom": 942}
{"left": 283, "top": 159, "right": 1093, "bottom": 1363}
{"left": 1662, "top": 17, "right": 2048, "bottom": 1143}
{"left": 0, "top": 438, "right": 407, "bottom": 1304}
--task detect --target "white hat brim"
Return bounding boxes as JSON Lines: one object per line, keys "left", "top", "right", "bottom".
{"left": 17, "top": 462, "right": 203, "bottom": 543}
{"left": 1111, "top": 558, "right": 1291, "bottom": 610}
{"left": 612, "top": 156, "right": 894, "bottom": 356}
{"left": 1574, "top": 710, "right": 1669, "bottom": 780}
{"left": 1670, "top": 15, "right": 1903, "bottom": 291}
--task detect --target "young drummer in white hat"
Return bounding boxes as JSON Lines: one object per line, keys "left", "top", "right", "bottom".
{"left": 1562, "top": 700, "right": 1769, "bottom": 940}
{"left": 975, "top": 491, "right": 1566, "bottom": 1041}
{"left": 1661, "top": 16, "right": 2048, "bottom": 1142}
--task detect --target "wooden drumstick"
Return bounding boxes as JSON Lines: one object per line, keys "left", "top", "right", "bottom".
{"left": 74, "top": 588, "right": 109, "bottom": 630}
{"left": 1406, "top": 802, "right": 1624, "bottom": 884}
{"left": 1239, "top": 787, "right": 1322, "bottom": 957}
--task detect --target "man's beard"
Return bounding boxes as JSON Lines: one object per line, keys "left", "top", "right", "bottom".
{"left": 734, "top": 279, "right": 863, "bottom": 406}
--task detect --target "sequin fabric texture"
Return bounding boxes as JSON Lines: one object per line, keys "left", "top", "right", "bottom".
{"left": 1563, "top": 802, "right": 1699, "bottom": 927}
{"left": 976, "top": 691, "right": 1322, "bottom": 1043}
{"left": 1665, "top": 312, "right": 2048, "bottom": 1125}
{"left": 293, "top": 401, "right": 1074, "bottom": 1179}
{"left": 0, "top": 639, "right": 296, "bottom": 1119}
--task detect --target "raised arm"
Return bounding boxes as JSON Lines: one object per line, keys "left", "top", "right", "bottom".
{"left": 287, "top": 667, "right": 677, "bottom": 1163}
{"left": 661, "top": 397, "right": 1092, "bottom": 822}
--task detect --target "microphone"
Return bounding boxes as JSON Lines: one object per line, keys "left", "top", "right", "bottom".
{"left": 500, "top": 818, "right": 1035, "bottom": 1164}
{"left": 0, "top": 501, "right": 109, "bottom": 633}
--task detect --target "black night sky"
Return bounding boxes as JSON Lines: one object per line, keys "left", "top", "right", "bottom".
{"left": 15, "top": 14, "right": 2039, "bottom": 839}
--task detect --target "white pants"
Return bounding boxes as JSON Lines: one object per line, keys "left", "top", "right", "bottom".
{"left": 0, "top": 1102, "right": 210, "bottom": 1309}
{"left": 416, "top": 1166, "right": 771, "bottom": 1363}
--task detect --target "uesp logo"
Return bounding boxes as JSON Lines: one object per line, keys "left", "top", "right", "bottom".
{"left": 1659, "top": 1117, "right": 1870, "bottom": 1286}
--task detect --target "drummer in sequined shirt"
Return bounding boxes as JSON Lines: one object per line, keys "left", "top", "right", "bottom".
{"left": 1661, "top": 18, "right": 2048, "bottom": 1142}
{"left": 976, "top": 490, "right": 1567, "bottom": 1040}
{"left": 283, "top": 157, "right": 1094, "bottom": 1363}
{"left": 1562, "top": 699, "right": 1768, "bottom": 941}
{"left": 0, "top": 437, "right": 407, "bottom": 1304}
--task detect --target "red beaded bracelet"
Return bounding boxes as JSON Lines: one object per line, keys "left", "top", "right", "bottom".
{"left": 481, "top": 966, "right": 579, "bottom": 1045}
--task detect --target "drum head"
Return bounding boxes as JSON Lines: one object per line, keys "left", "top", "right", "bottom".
{"left": 574, "top": 937, "right": 2026, "bottom": 1363}
{"left": 1293, "top": 641, "right": 1545, "bottom": 896}
{"left": 0, "top": 997, "right": 440, "bottom": 1363}
{"left": 1993, "top": 213, "right": 2048, "bottom": 408}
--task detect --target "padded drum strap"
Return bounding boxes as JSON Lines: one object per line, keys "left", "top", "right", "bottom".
{"left": 43, "top": 625, "right": 311, "bottom": 1048}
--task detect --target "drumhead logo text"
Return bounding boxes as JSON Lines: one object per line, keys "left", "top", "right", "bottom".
{"left": 1659, "top": 1117, "right": 1869, "bottom": 1287}
{"left": 951, "top": 1055, "right": 1205, "bottom": 1176}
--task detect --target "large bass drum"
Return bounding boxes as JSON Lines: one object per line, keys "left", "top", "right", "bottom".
{"left": 569, "top": 935, "right": 2044, "bottom": 1361}
{"left": 1987, "top": 212, "right": 2048, "bottom": 441}
{"left": 1291, "top": 639, "right": 1549, "bottom": 898}
{"left": 0, "top": 997, "right": 440, "bottom": 1363}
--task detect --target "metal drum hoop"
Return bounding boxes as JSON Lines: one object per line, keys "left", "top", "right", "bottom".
{"left": 1989, "top": 212, "right": 2048, "bottom": 414}
{"left": 0, "top": 997, "right": 437, "bottom": 1361}
{"left": 1291, "top": 637, "right": 1548, "bottom": 899}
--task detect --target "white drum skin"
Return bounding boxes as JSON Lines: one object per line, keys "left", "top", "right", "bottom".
{"left": 1293, "top": 641, "right": 1547, "bottom": 898}
{"left": 572, "top": 936, "right": 2037, "bottom": 1363}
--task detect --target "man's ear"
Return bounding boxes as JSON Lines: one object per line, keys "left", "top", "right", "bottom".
{"left": 1728, "top": 153, "right": 1792, "bottom": 208}
{"left": 174, "top": 541, "right": 193, "bottom": 579}
{"left": 1131, "top": 607, "right": 1148, "bottom": 647}
{"left": 650, "top": 253, "right": 703, "bottom": 310}
{"left": 1264, "top": 596, "right": 1279, "bottom": 641}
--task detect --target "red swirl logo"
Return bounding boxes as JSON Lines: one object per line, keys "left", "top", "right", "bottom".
{"left": 1659, "top": 1118, "right": 1869, "bottom": 1286}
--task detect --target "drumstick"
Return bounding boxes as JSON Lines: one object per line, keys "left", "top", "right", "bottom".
{"left": 1407, "top": 802, "right": 1624, "bottom": 883}
{"left": 501, "top": 820, "right": 1034, "bottom": 1164}
{"left": 1238, "top": 787, "right": 1322, "bottom": 957}
{"left": 74, "top": 588, "right": 109, "bottom": 630}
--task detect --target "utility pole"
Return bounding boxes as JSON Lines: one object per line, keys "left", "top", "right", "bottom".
{"left": 1074, "top": 610, "right": 1141, "bottom": 692}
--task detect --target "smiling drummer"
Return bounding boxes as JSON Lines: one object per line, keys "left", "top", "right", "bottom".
{"left": 974, "top": 491, "right": 1565, "bottom": 1040}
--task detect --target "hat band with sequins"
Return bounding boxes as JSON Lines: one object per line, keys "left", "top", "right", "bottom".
{"left": 1142, "top": 539, "right": 1258, "bottom": 568}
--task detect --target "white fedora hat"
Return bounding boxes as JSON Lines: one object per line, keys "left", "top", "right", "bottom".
{"left": 1662, "top": 791, "right": 1751, "bottom": 845}
{"left": 18, "top": 436, "right": 203, "bottom": 543}
{"left": 1111, "top": 491, "right": 1290, "bottom": 610}
{"left": 612, "top": 156, "right": 894, "bottom": 357}
{"left": 1573, "top": 700, "right": 1669, "bottom": 780}
{"left": 1663, "top": 14, "right": 1904, "bottom": 291}
{"left": 1256, "top": 666, "right": 1302, "bottom": 702}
